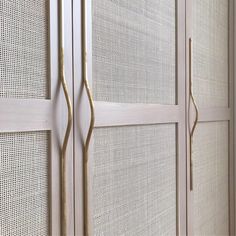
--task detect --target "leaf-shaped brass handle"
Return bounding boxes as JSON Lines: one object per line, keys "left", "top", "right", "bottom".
{"left": 82, "top": 0, "right": 95, "bottom": 235}
{"left": 59, "top": 0, "right": 73, "bottom": 235}
{"left": 189, "top": 38, "right": 199, "bottom": 191}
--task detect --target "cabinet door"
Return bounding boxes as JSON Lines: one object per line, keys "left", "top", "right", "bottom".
{"left": 187, "top": 0, "right": 234, "bottom": 235}
{"left": 0, "top": 1, "right": 74, "bottom": 235}
{"left": 74, "top": 0, "right": 187, "bottom": 235}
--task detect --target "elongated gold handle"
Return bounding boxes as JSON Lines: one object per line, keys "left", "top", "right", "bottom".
{"left": 60, "top": 47, "right": 73, "bottom": 236}
{"left": 82, "top": 0, "right": 95, "bottom": 235}
{"left": 189, "top": 38, "right": 199, "bottom": 191}
{"left": 59, "top": 0, "right": 73, "bottom": 235}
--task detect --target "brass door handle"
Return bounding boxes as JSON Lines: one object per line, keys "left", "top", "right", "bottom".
{"left": 59, "top": 0, "right": 73, "bottom": 235}
{"left": 189, "top": 38, "right": 199, "bottom": 191}
{"left": 82, "top": 0, "right": 95, "bottom": 235}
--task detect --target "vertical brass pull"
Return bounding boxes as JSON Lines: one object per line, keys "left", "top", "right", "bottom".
{"left": 59, "top": 0, "right": 73, "bottom": 235}
{"left": 189, "top": 38, "right": 199, "bottom": 191}
{"left": 82, "top": 0, "right": 95, "bottom": 235}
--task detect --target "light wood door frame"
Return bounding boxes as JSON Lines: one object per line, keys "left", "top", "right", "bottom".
{"left": 0, "top": 0, "right": 74, "bottom": 235}
{"left": 186, "top": 0, "right": 235, "bottom": 235}
{"left": 73, "top": 0, "right": 187, "bottom": 235}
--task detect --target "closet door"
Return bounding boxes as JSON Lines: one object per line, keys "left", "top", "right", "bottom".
{"left": 0, "top": 1, "right": 74, "bottom": 235}
{"left": 188, "top": 0, "right": 234, "bottom": 235}
{"left": 74, "top": 0, "right": 187, "bottom": 235}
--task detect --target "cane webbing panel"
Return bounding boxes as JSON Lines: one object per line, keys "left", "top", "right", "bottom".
{"left": 0, "top": 131, "right": 49, "bottom": 236}
{"left": 92, "top": 125, "right": 176, "bottom": 235}
{"left": 193, "top": 122, "right": 229, "bottom": 236}
{"left": 193, "top": 0, "right": 229, "bottom": 108}
{"left": 0, "top": 0, "right": 49, "bottom": 99}
{"left": 92, "top": 0, "right": 176, "bottom": 104}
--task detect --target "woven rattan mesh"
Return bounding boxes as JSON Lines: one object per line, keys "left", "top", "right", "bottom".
{"left": 0, "top": 0, "right": 49, "bottom": 99}
{"left": 92, "top": 0, "right": 176, "bottom": 104}
{"left": 0, "top": 131, "right": 49, "bottom": 236}
{"left": 193, "top": 122, "right": 229, "bottom": 236}
{"left": 193, "top": 0, "right": 228, "bottom": 108}
{"left": 92, "top": 125, "right": 176, "bottom": 235}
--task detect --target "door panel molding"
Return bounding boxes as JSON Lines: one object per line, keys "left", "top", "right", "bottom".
{"left": 94, "top": 102, "right": 180, "bottom": 127}
{"left": 0, "top": 99, "right": 52, "bottom": 132}
{"left": 198, "top": 108, "right": 231, "bottom": 122}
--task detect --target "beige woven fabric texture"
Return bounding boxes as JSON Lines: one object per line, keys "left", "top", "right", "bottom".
{"left": 193, "top": 122, "right": 229, "bottom": 236}
{"left": 0, "top": 0, "right": 49, "bottom": 99}
{"left": 92, "top": 125, "right": 176, "bottom": 236}
{"left": 193, "top": 0, "right": 228, "bottom": 108}
{"left": 92, "top": 0, "right": 176, "bottom": 104}
{"left": 0, "top": 132, "right": 49, "bottom": 236}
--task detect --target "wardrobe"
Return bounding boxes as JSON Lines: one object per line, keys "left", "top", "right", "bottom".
{"left": 0, "top": 0, "right": 235, "bottom": 236}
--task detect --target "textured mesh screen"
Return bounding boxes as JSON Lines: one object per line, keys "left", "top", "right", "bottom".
{"left": 92, "top": 0, "right": 176, "bottom": 104}
{"left": 92, "top": 125, "right": 176, "bottom": 235}
{"left": 0, "top": 131, "right": 49, "bottom": 236}
{"left": 0, "top": 0, "right": 49, "bottom": 99}
{"left": 193, "top": 0, "right": 229, "bottom": 108}
{"left": 193, "top": 122, "right": 229, "bottom": 236}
